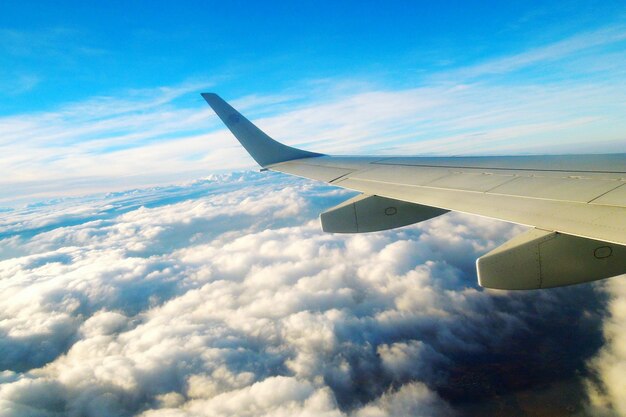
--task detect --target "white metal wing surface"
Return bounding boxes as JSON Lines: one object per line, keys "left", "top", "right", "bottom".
{"left": 202, "top": 93, "right": 626, "bottom": 290}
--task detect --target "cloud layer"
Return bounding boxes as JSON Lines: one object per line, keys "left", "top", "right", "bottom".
{"left": 0, "top": 173, "right": 616, "bottom": 416}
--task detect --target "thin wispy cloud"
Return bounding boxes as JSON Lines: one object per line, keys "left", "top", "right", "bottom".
{"left": 1, "top": 24, "right": 624, "bottom": 206}
{"left": 446, "top": 24, "right": 626, "bottom": 78}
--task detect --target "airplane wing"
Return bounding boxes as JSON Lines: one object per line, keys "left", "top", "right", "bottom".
{"left": 202, "top": 93, "right": 626, "bottom": 290}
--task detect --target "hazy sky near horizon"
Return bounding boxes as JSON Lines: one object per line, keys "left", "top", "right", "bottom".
{"left": 1, "top": 0, "right": 625, "bottom": 205}
{"left": 2, "top": 2, "right": 626, "bottom": 417}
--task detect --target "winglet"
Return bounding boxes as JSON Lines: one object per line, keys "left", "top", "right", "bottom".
{"left": 202, "top": 93, "right": 324, "bottom": 167}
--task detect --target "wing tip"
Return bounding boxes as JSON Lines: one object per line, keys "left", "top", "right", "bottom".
{"left": 201, "top": 92, "right": 219, "bottom": 104}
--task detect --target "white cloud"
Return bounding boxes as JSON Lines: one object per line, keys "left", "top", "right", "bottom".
{"left": 0, "top": 173, "right": 609, "bottom": 416}
{"left": 352, "top": 383, "right": 453, "bottom": 417}
{"left": 585, "top": 278, "right": 626, "bottom": 416}
{"left": 446, "top": 24, "right": 626, "bottom": 78}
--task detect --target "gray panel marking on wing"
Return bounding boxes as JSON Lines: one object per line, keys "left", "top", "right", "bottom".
{"left": 349, "top": 165, "right": 452, "bottom": 186}
{"left": 487, "top": 177, "right": 623, "bottom": 203}
{"left": 274, "top": 162, "right": 353, "bottom": 183}
{"left": 371, "top": 154, "right": 626, "bottom": 174}
{"left": 422, "top": 172, "right": 519, "bottom": 193}
{"left": 589, "top": 183, "right": 626, "bottom": 207}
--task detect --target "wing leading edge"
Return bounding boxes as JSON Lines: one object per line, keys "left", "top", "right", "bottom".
{"left": 202, "top": 93, "right": 626, "bottom": 290}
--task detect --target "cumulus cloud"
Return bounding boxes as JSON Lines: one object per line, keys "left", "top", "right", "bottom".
{"left": 353, "top": 383, "right": 453, "bottom": 417}
{"left": 585, "top": 278, "right": 626, "bottom": 416}
{"left": 0, "top": 173, "right": 613, "bottom": 416}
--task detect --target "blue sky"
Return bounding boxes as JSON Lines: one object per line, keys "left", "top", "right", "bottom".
{"left": 1, "top": 1, "right": 625, "bottom": 204}
{"left": 2, "top": 0, "right": 625, "bottom": 111}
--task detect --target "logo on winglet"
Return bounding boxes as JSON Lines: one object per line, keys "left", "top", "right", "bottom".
{"left": 228, "top": 114, "right": 241, "bottom": 124}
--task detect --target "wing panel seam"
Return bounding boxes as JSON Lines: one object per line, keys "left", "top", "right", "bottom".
{"left": 371, "top": 161, "right": 626, "bottom": 174}
{"left": 588, "top": 182, "right": 626, "bottom": 204}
